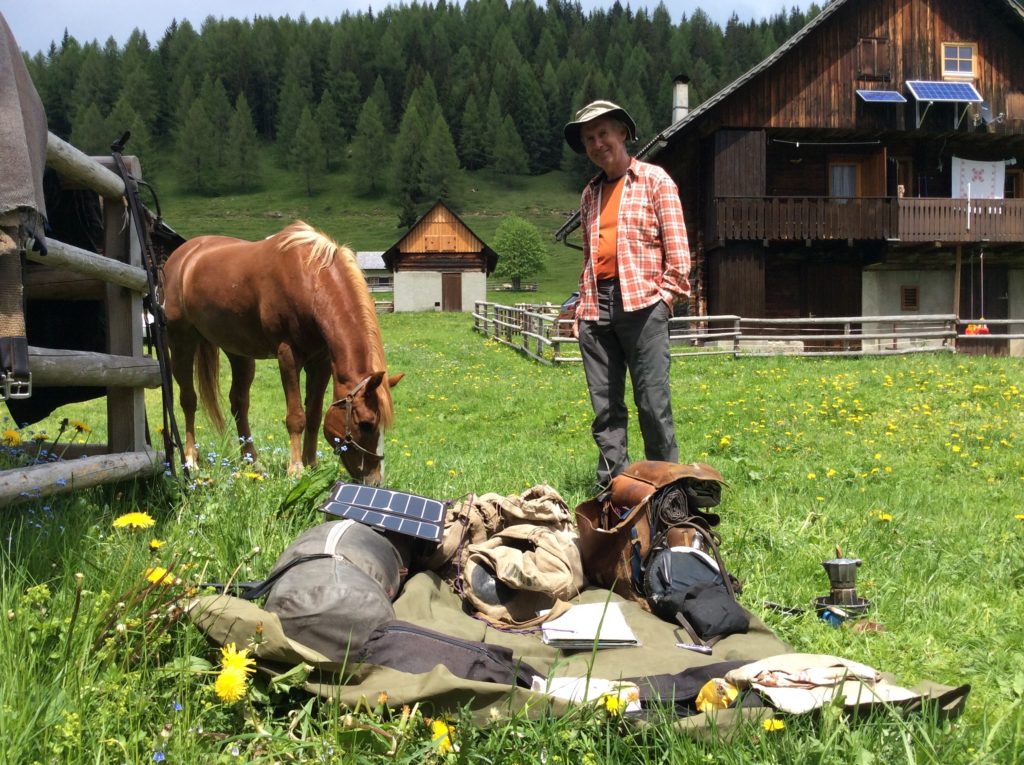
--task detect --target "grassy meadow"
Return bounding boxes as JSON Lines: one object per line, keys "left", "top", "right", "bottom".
{"left": 2, "top": 165, "right": 1023, "bottom": 763}
{"left": 3, "top": 313, "right": 1023, "bottom": 763}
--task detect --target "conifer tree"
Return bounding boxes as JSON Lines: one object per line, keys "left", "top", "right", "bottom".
{"left": 389, "top": 98, "right": 427, "bottom": 204}
{"left": 291, "top": 106, "right": 326, "bottom": 196}
{"left": 316, "top": 89, "right": 346, "bottom": 169}
{"left": 176, "top": 98, "right": 218, "bottom": 194}
{"left": 225, "top": 93, "right": 262, "bottom": 192}
{"left": 106, "top": 96, "right": 154, "bottom": 174}
{"left": 458, "top": 93, "right": 488, "bottom": 171}
{"left": 492, "top": 115, "right": 529, "bottom": 178}
{"left": 350, "top": 96, "right": 390, "bottom": 197}
{"left": 420, "top": 112, "right": 463, "bottom": 208}
{"left": 69, "top": 102, "right": 109, "bottom": 155}
{"left": 483, "top": 89, "right": 504, "bottom": 167}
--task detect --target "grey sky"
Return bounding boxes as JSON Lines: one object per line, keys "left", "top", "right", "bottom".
{"left": 5, "top": 1, "right": 814, "bottom": 57}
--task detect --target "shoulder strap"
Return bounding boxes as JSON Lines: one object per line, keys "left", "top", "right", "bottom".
{"left": 199, "top": 553, "right": 334, "bottom": 601}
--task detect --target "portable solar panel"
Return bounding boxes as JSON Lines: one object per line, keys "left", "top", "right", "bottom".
{"left": 905, "top": 80, "right": 983, "bottom": 103}
{"left": 856, "top": 89, "right": 907, "bottom": 103}
{"left": 321, "top": 483, "right": 447, "bottom": 542}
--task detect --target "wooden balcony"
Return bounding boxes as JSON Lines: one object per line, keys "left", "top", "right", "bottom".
{"left": 714, "top": 196, "right": 1024, "bottom": 244}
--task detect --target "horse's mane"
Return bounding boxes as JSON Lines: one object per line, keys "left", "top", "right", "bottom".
{"left": 279, "top": 221, "right": 394, "bottom": 429}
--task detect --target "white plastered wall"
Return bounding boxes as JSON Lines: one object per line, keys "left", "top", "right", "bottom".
{"left": 392, "top": 271, "right": 487, "bottom": 312}
{"left": 1010, "top": 269, "right": 1024, "bottom": 357}
{"left": 861, "top": 270, "right": 955, "bottom": 351}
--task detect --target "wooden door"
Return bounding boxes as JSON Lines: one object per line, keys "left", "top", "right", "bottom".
{"left": 959, "top": 262, "right": 1008, "bottom": 356}
{"left": 441, "top": 272, "right": 462, "bottom": 312}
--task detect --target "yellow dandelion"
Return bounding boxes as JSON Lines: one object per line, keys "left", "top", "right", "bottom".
{"left": 243, "top": 471, "right": 265, "bottom": 482}
{"left": 806, "top": 472, "right": 816, "bottom": 480}
{"left": 877, "top": 512, "right": 893, "bottom": 522}
{"left": 2, "top": 428, "right": 22, "bottom": 447}
{"left": 825, "top": 468, "right": 837, "bottom": 478}
{"left": 112, "top": 512, "right": 156, "bottom": 530}
{"left": 762, "top": 718, "right": 785, "bottom": 732}
{"left": 425, "top": 459, "right": 434, "bottom": 467}
{"left": 149, "top": 538, "right": 166, "bottom": 551}
{"left": 214, "top": 666, "right": 248, "bottom": 703}
{"left": 220, "top": 643, "right": 256, "bottom": 675}
{"left": 695, "top": 678, "right": 738, "bottom": 713}
{"left": 70, "top": 420, "right": 92, "bottom": 434}
{"left": 719, "top": 435, "right": 731, "bottom": 448}
{"left": 32, "top": 431, "right": 48, "bottom": 442}
{"left": 1015, "top": 514, "right": 1024, "bottom": 521}
{"left": 429, "top": 719, "right": 457, "bottom": 754}
{"left": 144, "top": 566, "right": 175, "bottom": 585}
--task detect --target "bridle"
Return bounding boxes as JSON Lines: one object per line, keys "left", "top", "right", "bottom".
{"left": 328, "top": 375, "right": 384, "bottom": 462}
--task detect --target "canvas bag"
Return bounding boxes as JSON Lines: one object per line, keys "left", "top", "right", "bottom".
{"left": 462, "top": 523, "right": 584, "bottom": 628}
{"left": 258, "top": 520, "right": 405, "bottom": 662}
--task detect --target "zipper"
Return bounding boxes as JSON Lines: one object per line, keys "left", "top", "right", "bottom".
{"left": 381, "top": 623, "right": 525, "bottom": 681}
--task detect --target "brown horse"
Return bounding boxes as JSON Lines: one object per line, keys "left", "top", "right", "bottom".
{"left": 162, "top": 221, "right": 402, "bottom": 483}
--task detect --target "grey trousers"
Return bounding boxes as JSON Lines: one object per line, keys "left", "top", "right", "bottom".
{"left": 578, "top": 281, "right": 678, "bottom": 488}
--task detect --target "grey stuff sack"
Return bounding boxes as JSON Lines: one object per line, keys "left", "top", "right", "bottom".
{"left": 263, "top": 520, "right": 403, "bottom": 663}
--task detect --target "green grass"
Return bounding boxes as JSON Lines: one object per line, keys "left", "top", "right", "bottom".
{"left": 3, "top": 312, "right": 1023, "bottom": 762}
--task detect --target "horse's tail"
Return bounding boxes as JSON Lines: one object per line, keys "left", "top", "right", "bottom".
{"left": 195, "top": 338, "right": 225, "bottom": 433}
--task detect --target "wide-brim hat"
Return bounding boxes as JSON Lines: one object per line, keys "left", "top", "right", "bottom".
{"left": 563, "top": 100, "right": 637, "bottom": 154}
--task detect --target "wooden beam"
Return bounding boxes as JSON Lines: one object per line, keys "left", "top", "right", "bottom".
{"left": 45, "top": 132, "right": 125, "bottom": 199}
{"left": 24, "top": 266, "right": 106, "bottom": 300}
{"left": 0, "top": 449, "right": 163, "bottom": 507}
{"left": 25, "top": 237, "right": 149, "bottom": 294}
{"left": 28, "top": 347, "right": 161, "bottom": 388}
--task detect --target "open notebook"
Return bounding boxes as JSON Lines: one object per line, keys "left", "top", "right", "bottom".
{"left": 540, "top": 603, "right": 639, "bottom": 649}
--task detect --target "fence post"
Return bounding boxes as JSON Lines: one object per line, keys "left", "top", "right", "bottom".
{"left": 843, "top": 321, "right": 851, "bottom": 352}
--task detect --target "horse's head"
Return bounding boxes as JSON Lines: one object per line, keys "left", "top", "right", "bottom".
{"left": 324, "top": 371, "right": 404, "bottom": 486}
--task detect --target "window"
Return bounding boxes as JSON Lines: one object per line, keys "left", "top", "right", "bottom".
{"left": 900, "top": 286, "right": 920, "bottom": 312}
{"left": 830, "top": 163, "right": 858, "bottom": 200}
{"left": 857, "top": 37, "right": 892, "bottom": 81}
{"left": 1006, "top": 169, "right": 1023, "bottom": 199}
{"left": 942, "top": 42, "right": 977, "bottom": 79}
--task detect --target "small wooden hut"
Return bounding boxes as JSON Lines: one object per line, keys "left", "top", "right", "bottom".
{"left": 382, "top": 201, "right": 497, "bottom": 312}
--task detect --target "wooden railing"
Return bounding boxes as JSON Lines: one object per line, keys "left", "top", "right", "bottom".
{"left": 474, "top": 301, "right": 1024, "bottom": 364}
{"left": 714, "top": 196, "right": 1024, "bottom": 243}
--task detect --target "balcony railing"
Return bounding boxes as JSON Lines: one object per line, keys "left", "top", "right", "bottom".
{"left": 714, "top": 196, "right": 1024, "bottom": 243}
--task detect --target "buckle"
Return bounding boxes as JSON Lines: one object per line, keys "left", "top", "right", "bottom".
{"left": 2, "top": 372, "right": 32, "bottom": 399}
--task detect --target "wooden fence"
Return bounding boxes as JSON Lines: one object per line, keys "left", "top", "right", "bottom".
{"left": 473, "top": 301, "right": 1024, "bottom": 364}
{"left": 713, "top": 196, "right": 1024, "bottom": 243}
{"left": 1, "top": 133, "right": 164, "bottom": 506}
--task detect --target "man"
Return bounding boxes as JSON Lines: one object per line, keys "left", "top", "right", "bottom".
{"left": 563, "top": 100, "right": 691, "bottom": 489}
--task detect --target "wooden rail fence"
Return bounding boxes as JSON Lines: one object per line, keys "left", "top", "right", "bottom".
{"left": 1, "top": 133, "right": 164, "bottom": 506}
{"left": 473, "top": 301, "right": 1024, "bottom": 364}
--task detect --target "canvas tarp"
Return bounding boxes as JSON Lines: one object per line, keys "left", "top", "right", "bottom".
{"left": 191, "top": 571, "right": 782, "bottom": 722}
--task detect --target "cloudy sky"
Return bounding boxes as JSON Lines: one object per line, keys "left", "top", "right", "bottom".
{"left": 5, "top": 1, "right": 815, "bottom": 56}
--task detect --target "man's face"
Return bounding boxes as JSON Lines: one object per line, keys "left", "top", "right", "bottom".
{"left": 580, "top": 117, "right": 629, "bottom": 174}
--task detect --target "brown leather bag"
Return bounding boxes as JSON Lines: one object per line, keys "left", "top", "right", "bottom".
{"left": 574, "top": 462, "right": 726, "bottom": 606}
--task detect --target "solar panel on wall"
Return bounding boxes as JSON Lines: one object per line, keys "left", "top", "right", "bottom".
{"left": 905, "top": 80, "right": 983, "bottom": 103}
{"left": 857, "top": 89, "right": 907, "bottom": 103}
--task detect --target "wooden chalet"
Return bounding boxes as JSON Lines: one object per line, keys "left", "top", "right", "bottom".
{"left": 558, "top": 0, "right": 1024, "bottom": 355}
{"left": 383, "top": 201, "right": 497, "bottom": 312}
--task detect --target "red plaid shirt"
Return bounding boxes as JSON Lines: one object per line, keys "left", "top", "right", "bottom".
{"left": 576, "top": 157, "right": 691, "bottom": 321}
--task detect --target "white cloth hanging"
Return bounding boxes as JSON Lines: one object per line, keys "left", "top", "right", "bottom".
{"left": 952, "top": 157, "right": 1005, "bottom": 199}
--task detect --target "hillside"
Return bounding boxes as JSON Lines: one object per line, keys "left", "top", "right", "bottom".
{"left": 158, "top": 149, "right": 587, "bottom": 304}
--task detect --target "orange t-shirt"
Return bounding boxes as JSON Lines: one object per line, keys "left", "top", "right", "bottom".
{"left": 594, "top": 175, "right": 625, "bottom": 281}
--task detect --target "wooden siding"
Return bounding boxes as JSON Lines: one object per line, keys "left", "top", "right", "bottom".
{"left": 396, "top": 204, "right": 484, "bottom": 255}
{"left": 708, "top": 244, "right": 764, "bottom": 316}
{"left": 711, "top": 0, "right": 1024, "bottom": 134}
{"left": 389, "top": 253, "right": 488, "bottom": 272}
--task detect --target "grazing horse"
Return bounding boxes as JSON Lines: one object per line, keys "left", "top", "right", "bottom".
{"left": 162, "top": 221, "right": 402, "bottom": 483}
